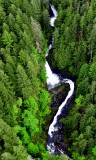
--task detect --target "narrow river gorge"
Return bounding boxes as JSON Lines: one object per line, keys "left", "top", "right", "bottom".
{"left": 46, "top": 4, "right": 75, "bottom": 155}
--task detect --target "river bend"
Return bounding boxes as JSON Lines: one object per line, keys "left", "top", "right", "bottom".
{"left": 45, "top": 4, "right": 75, "bottom": 155}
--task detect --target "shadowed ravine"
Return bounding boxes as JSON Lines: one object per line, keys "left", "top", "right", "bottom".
{"left": 45, "top": 4, "right": 75, "bottom": 155}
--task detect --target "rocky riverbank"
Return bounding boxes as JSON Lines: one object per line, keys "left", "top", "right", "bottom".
{"left": 49, "top": 83, "right": 69, "bottom": 113}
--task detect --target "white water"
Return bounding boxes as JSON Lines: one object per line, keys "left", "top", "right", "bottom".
{"left": 48, "top": 38, "right": 54, "bottom": 50}
{"left": 46, "top": 4, "right": 74, "bottom": 154}
{"left": 45, "top": 61, "right": 60, "bottom": 90}
{"left": 48, "top": 79, "right": 74, "bottom": 138}
{"left": 45, "top": 5, "right": 60, "bottom": 90}
{"left": 47, "top": 79, "right": 74, "bottom": 153}
{"left": 50, "top": 4, "right": 58, "bottom": 27}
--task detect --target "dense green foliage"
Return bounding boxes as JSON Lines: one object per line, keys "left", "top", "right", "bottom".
{"left": 0, "top": 0, "right": 53, "bottom": 159}
{"left": 1, "top": 0, "right": 96, "bottom": 159}
{"left": 50, "top": 0, "right": 96, "bottom": 159}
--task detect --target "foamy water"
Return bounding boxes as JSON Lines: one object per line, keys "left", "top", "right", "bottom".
{"left": 46, "top": 4, "right": 74, "bottom": 155}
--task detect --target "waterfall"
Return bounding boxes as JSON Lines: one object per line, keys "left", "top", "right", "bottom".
{"left": 46, "top": 4, "right": 74, "bottom": 155}
{"left": 50, "top": 4, "right": 58, "bottom": 27}
{"left": 45, "top": 61, "right": 61, "bottom": 90}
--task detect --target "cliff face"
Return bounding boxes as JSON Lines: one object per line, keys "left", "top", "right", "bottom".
{"left": 50, "top": 84, "right": 70, "bottom": 112}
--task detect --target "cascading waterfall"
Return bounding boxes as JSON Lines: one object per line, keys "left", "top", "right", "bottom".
{"left": 50, "top": 4, "right": 58, "bottom": 27}
{"left": 45, "top": 61, "right": 61, "bottom": 90}
{"left": 46, "top": 4, "right": 74, "bottom": 155}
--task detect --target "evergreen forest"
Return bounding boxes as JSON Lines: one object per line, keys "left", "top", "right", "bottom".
{"left": 50, "top": 0, "right": 96, "bottom": 160}
{"left": 0, "top": 0, "right": 96, "bottom": 160}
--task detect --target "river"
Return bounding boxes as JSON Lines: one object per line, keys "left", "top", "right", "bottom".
{"left": 45, "top": 4, "right": 75, "bottom": 155}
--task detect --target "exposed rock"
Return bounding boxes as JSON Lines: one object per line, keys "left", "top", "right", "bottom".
{"left": 48, "top": 83, "right": 74, "bottom": 156}
{"left": 49, "top": 83, "right": 70, "bottom": 113}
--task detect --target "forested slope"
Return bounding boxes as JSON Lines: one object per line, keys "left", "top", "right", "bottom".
{"left": 1, "top": 0, "right": 96, "bottom": 160}
{"left": 0, "top": 0, "right": 52, "bottom": 159}
{"left": 50, "top": 0, "right": 96, "bottom": 159}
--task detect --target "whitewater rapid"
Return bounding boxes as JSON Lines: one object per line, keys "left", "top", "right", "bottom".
{"left": 46, "top": 4, "right": 74, "bottom": 154}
